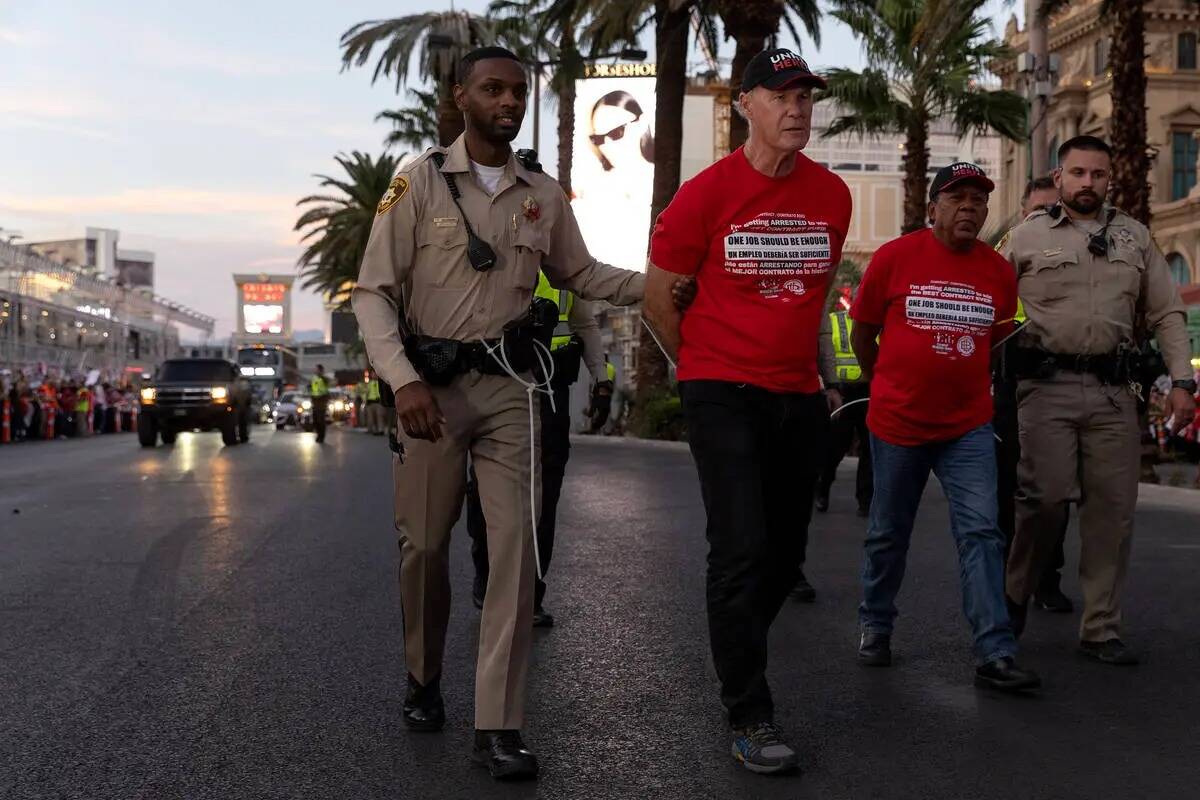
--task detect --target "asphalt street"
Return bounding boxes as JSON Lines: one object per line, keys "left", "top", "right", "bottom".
{"left": 2, "top": 426, "right": 1198, "bottom": 799}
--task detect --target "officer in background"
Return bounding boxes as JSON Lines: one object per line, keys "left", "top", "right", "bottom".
{"left": 363, "top": 368, "right": 384, "bottom": 435}
{"left": 588, "top": 358, "right": 618, "bottom": 432}
{"left": 352, "top": 47, "right": 644, "bottom": 780}
{"left": 1004, "top": 136, "right": 1196, "bottom": 665}
{"left": 465, "top": 273, "right": 610, "bottom": 628}
{"left": 994, "top": 176, "right": 1074, "bottom": 613}
{"left": 310, "top": 364, "right": 331, "bottom": 444}
{"left": 815, "top": 304, "right": 872, "bottom": 519}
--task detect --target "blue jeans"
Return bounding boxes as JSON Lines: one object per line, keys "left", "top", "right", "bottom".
{"left": 860, "top": 423, "right": 1017, "bottom": 664}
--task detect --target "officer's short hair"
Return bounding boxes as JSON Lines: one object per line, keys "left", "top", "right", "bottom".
{"left": 459, "top": 47, "right": 522, "bottom": 83}
{"left": 1058, "top": 135, "right": 1112, "bottom": 162}
{"left": 1022, "top": 175, "right": 1056, "bottom": 201}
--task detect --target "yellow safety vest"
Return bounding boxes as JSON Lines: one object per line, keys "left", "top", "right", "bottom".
{"left": 310, "top": 375, "right": 330, "bottom": 397}
{"left": 534, "top": 272, "right": 574, "bottom": 351}
{"left": 605, "top": 362, "right": 616, "bottom": 382}
{"left": 830, "top": 311, "right": 862, "bottom": 382}
{"left": 996, "top": 228, "right": 1027, "bottom": 324}
{"left": 365, "top": 379, "right": 381, "bottom": 402}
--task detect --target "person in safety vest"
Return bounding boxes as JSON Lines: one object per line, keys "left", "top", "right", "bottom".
{"left": 465, "top": 272, "right": 610, "bottom": 629}
{"left": 310, "top": 364, "right": 331, "bottom": 444}
{"left": 363, "top": 368, "right": 384, "bottom": 435}
{"left": 814, "top": 304, "right": 873, "bottom": 524}
{"left": 993, "top": 175, "right": 1074, "bottom": 614}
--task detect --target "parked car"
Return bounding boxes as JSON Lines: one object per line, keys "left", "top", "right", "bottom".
{"left": 138, "top": 358, "right": 253, "bottom": 447}
{"left": 272, "top": 391, "right": 314, "bottom": 431}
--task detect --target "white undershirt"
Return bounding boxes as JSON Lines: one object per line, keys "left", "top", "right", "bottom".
{"left": 471, "top": 160, "right": 506, "bottom": 195}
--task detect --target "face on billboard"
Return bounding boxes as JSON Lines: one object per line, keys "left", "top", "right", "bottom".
{"left": 572, "top": 77, "right": 656, "bottom": 272}
{"left": 243, "top": 304, "right": 283, "bottom": 334}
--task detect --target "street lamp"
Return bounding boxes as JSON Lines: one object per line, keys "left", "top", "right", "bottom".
{"left": 530, "top": 48, "right": 648, "bottom": 153}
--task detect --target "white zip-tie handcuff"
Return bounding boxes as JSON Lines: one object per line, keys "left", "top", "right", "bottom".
{"left": 481, "top": 334, "right": 556, "bottom": 581}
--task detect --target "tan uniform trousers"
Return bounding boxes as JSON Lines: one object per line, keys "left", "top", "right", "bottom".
{"left": 1006, "top": 372, "right": 1140, "bottom": 642}
{"left": 394, "top": 372, "right": 538, "bottom": 730}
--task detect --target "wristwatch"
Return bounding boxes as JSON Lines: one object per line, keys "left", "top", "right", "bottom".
{"left": 1171, "top": 378, "right": 1197, "bottom": 394}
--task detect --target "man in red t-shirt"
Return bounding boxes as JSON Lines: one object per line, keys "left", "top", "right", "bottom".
{"left": 644, "top": 47, "right": 850, "bottom": 775}
{"left": 848, "top": 162, "right": 1040, "bottom": 694}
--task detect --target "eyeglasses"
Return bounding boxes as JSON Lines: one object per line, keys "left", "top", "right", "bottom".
{"left": 589, "top": 113, "right": 642, "bottom": 146}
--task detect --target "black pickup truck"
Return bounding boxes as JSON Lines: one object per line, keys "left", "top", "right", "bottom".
{"left": 138, "top": 358, "right": 253, "bottom": 447}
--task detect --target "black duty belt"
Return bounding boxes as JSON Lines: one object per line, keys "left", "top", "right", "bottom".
{"left": 1013, "top": 347, "right": 1124, "bottom": 383}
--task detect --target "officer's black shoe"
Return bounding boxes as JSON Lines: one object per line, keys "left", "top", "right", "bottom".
{"left": 1078, "top": 638, "right": 1139, "bottom": 666}
{"left": 1034, "top": 583, "right": 1074, "bottom": 613}
{"left": 814, "top": 493, "right": 830, "bottom": 513}
{"left": 789, "top": 571, "right": 816, "bottom": 603}
{"left": 532, "top": 606, "right": 555, "bottom": 628}
{"left": 858, "top": 631, "right": 892, "bottom": 667}
{"left": 402, "top": 673, "right": 445, "bottom": 732}
{"left": 974, "top": 657, "right": 1041, "bottom": 693}
{"left": 1006, "top": 595, "right": 1028, "bottom": 638}
{"left": 472, "top": 730, "right": 539, "bottom": 780}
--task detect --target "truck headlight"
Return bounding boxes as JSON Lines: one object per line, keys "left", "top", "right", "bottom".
{"left": 210, "top": 387, "right": 228, "bottom": 402}
{"left": 140, "top": 387, "right": 156, "bottom": 404}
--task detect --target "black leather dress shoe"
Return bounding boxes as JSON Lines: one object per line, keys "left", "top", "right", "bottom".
{"left": 1034, "top": 585, "right": 1074, "bottom": 613}
{"left": 402, "top": 673, "right": 445, "bottom": 732}
{"left": 814, "top": 494, "right": 830, "bottom": 513}
{"left": 1006, "top": 595, "right": 1028, "bottom": 638}
{"left": 1078, "top": 639, "right": 1139, "bottom": 665}
{"left": 472, "top": 730, "right": 539, "bottom": 780}
{"left": 532, "top": 606, "right": 555, "bottom": 628}
{"left": 858, "top": 631, "right": 892, "bottom": 667}
{"left": 974, "top": 657, "right": 1041, "bottom": 693}
{"left": 789, "top": 571, "right": 816, "bottom": 603}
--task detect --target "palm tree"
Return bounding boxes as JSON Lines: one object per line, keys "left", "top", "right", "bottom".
{"left": 376, "top": 89, "right": 439, "bottom": 151}
{"left": 294, "top": 151, "right": 406, "bottom": 307}
{"left": 823, "top": 0, "right": 1026, "bottom": 233}
{"left": 716, "top": 0, "right": 822, "bottom": 150}
{"left": 340, "top": 12, "right": 497, "bottom": 146}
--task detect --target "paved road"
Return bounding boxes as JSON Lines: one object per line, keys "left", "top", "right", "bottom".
{"left": 2, "top": 427, "right": 1198, "bottom": 799}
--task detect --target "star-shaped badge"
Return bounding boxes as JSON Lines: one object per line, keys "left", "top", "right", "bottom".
{"left": 522, "top": 195, "right": 540, "bottom": 222}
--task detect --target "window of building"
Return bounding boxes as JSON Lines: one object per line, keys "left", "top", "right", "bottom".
{"left": 1172, "top": 131, "right": 1198, "bottom": 201}
{"left": 1180, "top": 32, "right": 1198, "bottom": 70}
{"left": 1167, "top": 253, "right": 1191, "bottom": 285}
{"left": 1094, "top": 37, "right": 1109, "bottom": 76}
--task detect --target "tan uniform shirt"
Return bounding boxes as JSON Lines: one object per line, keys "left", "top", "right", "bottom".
{"left": 1004, "top": 205, "right": 1192, "bottom": 380}
{"left": 817, "top": 312, "right": 836, "bottom": 386}
{"left": 352, "top": 134, "right": 646, "bottom": 391}
{"left": 567, "top": 298, "right": 608, "bottom": 382}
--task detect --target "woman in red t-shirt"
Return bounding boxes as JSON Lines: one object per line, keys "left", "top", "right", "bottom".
{"left": 849, "top": 162, "right": 1041, "bottom": 694}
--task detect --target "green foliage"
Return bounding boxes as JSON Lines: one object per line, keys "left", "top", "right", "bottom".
{"left": 376, "top": 89, "right": 438, "bottom": 150}
{"left": 294, "top": 151, "right": 406, "bottom": 308}
{"left": 340, "top": 11, "right": 497, "bottom": 91}
{"left": 629, "top": 385, "right": 687, "bottom": 441}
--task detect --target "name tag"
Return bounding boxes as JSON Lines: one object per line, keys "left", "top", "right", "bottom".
{"left": 1042, "top": 248, "right": 1063, "bottom": 257}
{"left": 434, "top": 217, "right": 458, "bottom": 228}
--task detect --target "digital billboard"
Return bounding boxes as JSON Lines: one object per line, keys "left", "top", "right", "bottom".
{"left": 233, "top": 275, "right": 293, "bottom": 342}
{"left": 571, "top": 75, "right": 656, "bottom": 272}
{"left": 243, "top": 303, "right": 284, "bottom": 335}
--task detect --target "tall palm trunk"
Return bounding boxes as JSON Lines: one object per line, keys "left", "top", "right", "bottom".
{"left": 901, "top": 112, "right": 931, "bottom": 233}
{"left": 436, "top": 75, "right": 465, "bottom": 146}
{"left": 634, "top": 0, "right": 692, "bottom": 407}
{"left": 556, "top": 27, "right": 578, "bottom": 198}
{"left": 720, "top": 0, "right": 784, "bottom": 151}
{"left": 1108, "top": 0, "right": 1150, "bottom": 224}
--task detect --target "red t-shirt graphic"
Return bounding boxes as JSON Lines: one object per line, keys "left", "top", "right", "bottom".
{"left": 650, "top": 147, "right": 852, "bottom": 393}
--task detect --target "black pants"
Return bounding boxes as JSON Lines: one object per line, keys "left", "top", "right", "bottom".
{"left": 467, "top": 381, "right": 571, "bottom": 609}
{"left": 816, "top": 381, "right": 873, "bottom": 511}
{"left": 312, "top": 397, "right": 328, "bottom": 442}
{"left": 679, "top": 380, "right": 828, "bottom": 728}
{"left": 994, "top": 383, "right": 1067, "bottom": 592}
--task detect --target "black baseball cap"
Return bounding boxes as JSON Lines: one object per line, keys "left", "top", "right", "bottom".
{"left": 740, "top": 48, "right": 827, "bottom": 93}
{"left": 928, "top": 162, "right": 995, "bottom": 200}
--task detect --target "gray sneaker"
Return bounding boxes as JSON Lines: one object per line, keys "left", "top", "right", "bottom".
{"left": 730, "top": 722, "right": 799, "bottom": 775}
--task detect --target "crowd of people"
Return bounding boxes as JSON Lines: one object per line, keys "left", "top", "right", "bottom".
{"left": 0, "top": 370, "right": 139, "bottom": 444}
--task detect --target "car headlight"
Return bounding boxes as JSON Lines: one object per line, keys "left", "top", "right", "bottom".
{"left": 210, "top": 387, "right": 228, "bottom": 402}
{"left": 261, "top": 404, "right": 271, "bottom": 413}
{"left": 301, "top": 400, "right": 312, "bottom": 410}
{"left": 140, "top": 387, "right": 156, "bottom": 403}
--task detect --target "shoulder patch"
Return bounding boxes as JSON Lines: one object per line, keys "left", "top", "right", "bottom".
{"left": 377, "top": 175, "right": 409, "bottom": 216}
{"left": 994, "top": 230, "right": 1012, "bottom": 254}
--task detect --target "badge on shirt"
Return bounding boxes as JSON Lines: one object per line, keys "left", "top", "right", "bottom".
{"left": 377, "top": 175, "right": 409, "bottom": 216}
{"left": 522, "top": 195, "right": 540, "bottom": 222}
{"left": 1115, "top": 228, "right": 1135, "bottom": 247}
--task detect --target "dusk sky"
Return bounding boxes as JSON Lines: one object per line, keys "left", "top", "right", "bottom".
{"left": 0, "top": 0, "right": 1020, "bottom": 341}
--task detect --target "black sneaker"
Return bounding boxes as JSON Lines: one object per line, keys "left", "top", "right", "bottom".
{"left": 789, "top": 571, "right": 816, "bottom": 603}
{"left": 402, "top": 673, "right": 445, "bottom": 731}
{"left": 974, "top": 657, "right": 1041, "bottom": 693}
{"left": 1034, "top": 585, "right": 1074, "bottom": 613}
{"left": 858, "top": 630, "right": 892, "bottom": 667}
{"left": 730, "top": 722, "right": 799, "bottom": 775}
{"left": 532, "top": 606, "right": 555, "bottom": 628}
{"left": 472, "top": 730, "right": 539, "bottom": 780}
{"left": 1078, "top": 639, "right": 1139, "bottom": 666}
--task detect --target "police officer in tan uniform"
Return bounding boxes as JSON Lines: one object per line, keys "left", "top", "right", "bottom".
{"left": 352, "top": 47, "right": 644, "bottom": 780}
{"left": 1003, "top": 136, "right": 1196, "bottom": 665}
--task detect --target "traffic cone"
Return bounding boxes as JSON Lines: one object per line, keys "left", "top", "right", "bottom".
{"left": 45, "top": 403, "right": 55, "bottom": 440}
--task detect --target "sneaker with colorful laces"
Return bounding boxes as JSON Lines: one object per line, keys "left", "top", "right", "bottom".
{"left": 730, "top": 722, "right": 799, "bottom": 775}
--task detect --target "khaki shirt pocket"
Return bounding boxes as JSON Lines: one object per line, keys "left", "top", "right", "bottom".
{"left": 1023, "top": 250, "right": 1079, "bottom": 303}
{"left": 511, "top": 223, "right": 550, "bottom": 291}
{"left": 1105, "top": 243, "right": 1146, "bottom": 300}
{"left": 415, "top": 224, "right": 470, "bottom": 289}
